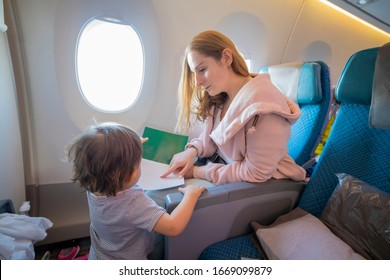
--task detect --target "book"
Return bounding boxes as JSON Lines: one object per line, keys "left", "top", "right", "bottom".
{"left": 142, "top": 126, "right": 188, "bottom": 164}
{"left": 139, "top": 126, "right": 188, "bottom": 190}
{"left": 138, "top": 159, "right": 184, "bottom": 190}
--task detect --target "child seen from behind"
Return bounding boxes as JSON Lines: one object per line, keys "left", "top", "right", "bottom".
{"left": 66, "top": 122, "right": 205, "bottom": 259}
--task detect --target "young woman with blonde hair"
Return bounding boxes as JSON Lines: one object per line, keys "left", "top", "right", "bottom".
{"left": 162, "top": 30, "right": 306, "bottom": 185}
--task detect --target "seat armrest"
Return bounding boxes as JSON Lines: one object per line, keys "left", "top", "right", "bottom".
{"left": 165, "top": 184, "right": 229, "bottom": 213}
{"left": 165, "top": 180, "right": 304, "bottom": 211}
{"left": 164, "top": 179, "right": 306, "bottom": 259}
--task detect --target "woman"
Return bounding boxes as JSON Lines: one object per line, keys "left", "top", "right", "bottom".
{"left": 161, "top": 30, "right": 306, "bottom": 185}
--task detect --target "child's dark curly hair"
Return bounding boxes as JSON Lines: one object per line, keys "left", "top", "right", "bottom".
{"left": 66, "top": 122, "right": 142, "bottom": 196}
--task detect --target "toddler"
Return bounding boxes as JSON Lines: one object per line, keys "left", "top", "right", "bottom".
{"left": 66, "top": 122, "right": 205, "bottom": 259}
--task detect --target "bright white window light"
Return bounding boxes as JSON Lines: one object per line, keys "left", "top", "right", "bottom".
{"left": 76, "top": 18, "right": 144, "bottom": 112}
{"left": 238, "top": 45, "right": 252, "bottom": 72}
{"left": 245, "top": 59, "right": 252, "bottom": 72}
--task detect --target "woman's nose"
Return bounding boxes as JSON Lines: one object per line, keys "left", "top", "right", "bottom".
{"left": 194, "top": 73, "right": 204, "bottom": 87}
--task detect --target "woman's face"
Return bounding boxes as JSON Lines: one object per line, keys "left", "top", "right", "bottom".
{"left": 187, "top": 50, "right": 231, "bottom": 96}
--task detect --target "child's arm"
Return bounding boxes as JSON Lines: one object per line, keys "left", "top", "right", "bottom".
{"left": 152, "top": 185, "right": 206, "bottom": 237}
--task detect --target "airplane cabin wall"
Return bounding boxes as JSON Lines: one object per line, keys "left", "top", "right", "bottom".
{"left": 1, "top": 0, "right": 389, "bottom": 205}
{"left": 0, "top": 31, "right": 26, "bottom": 209}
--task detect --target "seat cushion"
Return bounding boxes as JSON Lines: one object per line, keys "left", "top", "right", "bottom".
{"left": 251, "top": 207, "right": 365, "bottom": 260}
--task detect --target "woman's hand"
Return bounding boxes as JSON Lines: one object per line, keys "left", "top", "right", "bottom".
{"left": 160, "top": 147, "right": 198, "bottom": 179}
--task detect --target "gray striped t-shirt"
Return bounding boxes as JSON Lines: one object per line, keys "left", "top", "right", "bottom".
{"left": 87, "top": 185, "right": 166, "bottom": 259}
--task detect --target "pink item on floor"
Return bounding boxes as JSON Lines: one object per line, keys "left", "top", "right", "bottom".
{"left": 75, "top": 252, "right": 89, "bottom": 260}
{"left": 58, "top": 246, "right": 80, "bottom": 260}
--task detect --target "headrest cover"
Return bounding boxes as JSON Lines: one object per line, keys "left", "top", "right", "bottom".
{"left": 369, "top": 42, "right": 390, "bottom": 130}
{"left": 335, "top": 48, "right": 378, "bottom": 105}
{"left": 261, "top": 62, "right": 322, "bottom": 104}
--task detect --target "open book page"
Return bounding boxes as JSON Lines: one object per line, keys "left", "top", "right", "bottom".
{"left": 138, "top": 159, "right": 184, "bottom": 190}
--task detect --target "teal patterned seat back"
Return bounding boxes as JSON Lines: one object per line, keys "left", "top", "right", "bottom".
{"left": 299, "top": 47, "right": 390, "bottom": 216}
{"left": 288, "top": 61, "right": 331, "bottom": 168}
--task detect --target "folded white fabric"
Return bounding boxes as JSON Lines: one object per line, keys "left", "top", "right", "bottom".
{"left": 0, "top": 232, "right": 15, "bottom": 259}
{"left": 0, "top": 213, "right": 53, "bottom": 260}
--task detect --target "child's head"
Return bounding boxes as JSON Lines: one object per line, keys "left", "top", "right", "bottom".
{"left": 66, "top": 122, "right": 142, "bottom": 196}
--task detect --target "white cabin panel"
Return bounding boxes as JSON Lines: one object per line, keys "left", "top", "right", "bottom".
{"left": 0, "top": 32, "right": 25, "bottom": 209}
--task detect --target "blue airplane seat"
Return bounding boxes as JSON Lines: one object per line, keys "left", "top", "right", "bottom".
{"left": 261, "top": 61, "right": 332, "bottom": 170}
{"left": 199, "top": 45, "right": 390, "bottom": 260}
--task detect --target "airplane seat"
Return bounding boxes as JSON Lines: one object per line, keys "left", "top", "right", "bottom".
{"left": 163, "top": 61, "right": 332, "bottom": 260}
{"left": 199, "top": 44, "right": 390, "bottom": 260}
{"left": 261, "top": 61, "right": 332, "bottom": 170}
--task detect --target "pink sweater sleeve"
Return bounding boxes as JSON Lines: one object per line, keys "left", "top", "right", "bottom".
{"left": 185, "top": 118, "right": 217, "bottom": 158}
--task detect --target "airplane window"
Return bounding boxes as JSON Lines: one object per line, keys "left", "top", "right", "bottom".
{"left": 76, "top": 18, "right": 144, "bottom": 112}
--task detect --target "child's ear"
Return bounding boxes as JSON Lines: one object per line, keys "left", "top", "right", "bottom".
{"left": 125, "top": 172, "right": 135, "bottom": 186}
{"left": 125, "top": 163, "right": 141, "bottom": 186}
{"left": 126, "top": 173, "right": 132, "bottom": 182}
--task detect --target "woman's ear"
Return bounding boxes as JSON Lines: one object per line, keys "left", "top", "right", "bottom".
{"left": 222, "top": 48, "right": 233, "bottom": 66}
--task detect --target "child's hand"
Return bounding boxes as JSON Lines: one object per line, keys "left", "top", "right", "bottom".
{"left": 178, "top": 185, "right": 206, "bottom": 198}
{"left": 140, "top": 137, "right": 149, "bottom": 143}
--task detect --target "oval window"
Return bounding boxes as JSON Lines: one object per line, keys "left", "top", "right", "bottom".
{"left": 76, "top": 18, "right": 144, "bottom": 112}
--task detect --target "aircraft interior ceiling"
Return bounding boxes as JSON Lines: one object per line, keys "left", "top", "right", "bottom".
{"left": 1, "top": 0, "right": 389, "bottom": 209}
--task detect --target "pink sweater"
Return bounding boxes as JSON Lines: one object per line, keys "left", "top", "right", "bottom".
{"left": 188, "top": 74, "right": 306, "bottom": 185}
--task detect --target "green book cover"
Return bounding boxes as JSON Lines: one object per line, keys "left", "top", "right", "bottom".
{"left": 142, "top": 126, "right": 188, "bottom": 164}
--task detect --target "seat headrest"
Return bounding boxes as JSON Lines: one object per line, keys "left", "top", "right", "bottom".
{"left": 261, "top": 62, "right": 322, "bottom": 104}
{"left": 335, "top": 48, "right": 378, "bottom": 105}
{"left": 369, "top": 42, "right": 390, "bottom": 130}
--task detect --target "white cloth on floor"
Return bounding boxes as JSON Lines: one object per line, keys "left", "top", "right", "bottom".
{"left": 0, "top": 213, "right": 53, "bottom": 260}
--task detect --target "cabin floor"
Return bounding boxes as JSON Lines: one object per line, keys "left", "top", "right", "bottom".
{"left": 34, "top": 237, "right": 91, "bottom": 260}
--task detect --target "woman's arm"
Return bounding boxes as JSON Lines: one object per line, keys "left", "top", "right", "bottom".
{"left": 152, "top": 185, "right": 206, "bottom": 236}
